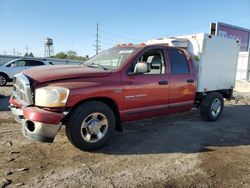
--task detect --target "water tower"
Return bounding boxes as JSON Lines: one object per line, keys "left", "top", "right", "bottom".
{"left": 44, "top": 38, "right": 54, "bottom": 57}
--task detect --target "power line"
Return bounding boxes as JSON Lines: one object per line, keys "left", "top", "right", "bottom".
{"left": 100, "top": 41, "right": 116, "bottom": 46}
{"left": 73, "top": 31, "right": 95, "bottom": 40}
{"left": 99, "top": 10, "right": 250, "bottom": 43}
{"left": 99, "top": 29, "right": 144, "bottom": 42}
{"left": 101, "top": 23, "right": 148, "bottom": 37}
{"left": 99, "top": 35, "right": 124, "bottom": 44}
{"left": 53, "top": 10, "right": 250, "bottom": 56}
{"left": 71, "top": 28, "right": 96, "bottom": 40}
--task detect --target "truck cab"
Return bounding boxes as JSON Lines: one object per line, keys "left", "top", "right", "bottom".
{"left": 9, "top": 35, "right": 239, "bottom": 151}
{"left": 119, "top": 45, "right": 196, "bottom": 121}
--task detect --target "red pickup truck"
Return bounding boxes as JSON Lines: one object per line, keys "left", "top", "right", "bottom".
{"left": 9, "top": 44, "right": 232, "bottom": 151}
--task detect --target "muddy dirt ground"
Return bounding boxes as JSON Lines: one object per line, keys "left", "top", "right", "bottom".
{"left": 1, "top": 84, "right": 250, "bottom": 188}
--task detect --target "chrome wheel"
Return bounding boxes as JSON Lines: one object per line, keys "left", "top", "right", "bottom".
{"left": 211, "top": 99, "right": 221, "bottom": 117}
{"left": 80, "top": 112, "right": 109, "bottom": 143}
{"left": 0, "top": 75, "right": 7, "bottom": 86}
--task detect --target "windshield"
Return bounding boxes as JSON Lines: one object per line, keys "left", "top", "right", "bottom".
{"left": 84, "top": 47, "right": 137, "bottom": 70}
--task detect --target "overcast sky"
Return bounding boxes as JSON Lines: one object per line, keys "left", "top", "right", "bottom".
{"left": 0, "top": 0, "right": 249, "bottom": 57}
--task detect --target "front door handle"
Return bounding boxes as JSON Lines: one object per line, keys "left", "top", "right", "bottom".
{"left": 187, "top": 79, "right": 194, "bottom": 83}
{"left": 159, "top": 80, "right": 169, "bottom": 85}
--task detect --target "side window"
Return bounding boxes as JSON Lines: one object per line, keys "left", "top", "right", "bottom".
{"left": 168, "top": 49, "right": 189, "bottom": 74}
{"left": 13, "top": 60, "right": 26, "bottom": 67}
{"left": 26, "top": 60, "right": 45, "bottom": 66}
{"left": 132, "top": 49, "right": 165, "bottom": 75}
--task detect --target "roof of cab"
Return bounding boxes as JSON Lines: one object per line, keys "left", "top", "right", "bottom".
{"left": 113, "top": 43, "right": 179, "bottom": 50}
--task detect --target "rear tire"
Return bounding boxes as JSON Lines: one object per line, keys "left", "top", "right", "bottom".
{"left": 0, "top": 74, "right": 8, "bottom": 86}
{"left": 65, "top": 101, "right": 116, "bottom": 151}
{"left": 200, "top": 92, "right": 224, "bottom": 121}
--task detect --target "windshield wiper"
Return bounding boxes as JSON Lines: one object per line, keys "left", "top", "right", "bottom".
{"left": 85, "top": 63, "right": 108, "bottom": 70}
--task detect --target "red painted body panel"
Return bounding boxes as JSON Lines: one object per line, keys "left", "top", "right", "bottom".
{"left": 120, "top": 74, "right": 170, "bottom": 121}
{"left": 23, "top": 107, "right": 65, "bottom": 124}
{"left": 39, "top": 72, "right": 123, "bottom": 109}
{"left": 120, "top": 46, "right": 170, "bottom": 121}
{"left": 165, "top": 48, "right": 196, "bottom": 114}
{"left": 9, "top": 45, "right": 197, "bottom": 125}
{"left": 23, "top": 65, "right": 111, "bottom": 84}
{"left": 9, "top": 97, "right": 65, "bottom": 124}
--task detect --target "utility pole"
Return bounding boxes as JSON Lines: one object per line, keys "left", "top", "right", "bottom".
{"left": 13, "top": 48, "right": 16, "bottom": 56}
{"left": 94, "top": 23, "right": 101, "bottom": 55}
{"left": 25, "top": 45, "right": 30, "bottom": 54}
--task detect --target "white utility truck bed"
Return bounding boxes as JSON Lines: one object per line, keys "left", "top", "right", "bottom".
{"left": 147, "top": 33, "right": 240, "bottom": 92}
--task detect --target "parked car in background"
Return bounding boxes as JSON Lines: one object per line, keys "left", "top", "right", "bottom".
{"left": 0, "top": 58, "right": 53, "bottom": 86}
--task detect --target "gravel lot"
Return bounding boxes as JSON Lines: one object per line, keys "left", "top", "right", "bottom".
{"left": 1, "top": 85, "right": 250, "bottom": 188}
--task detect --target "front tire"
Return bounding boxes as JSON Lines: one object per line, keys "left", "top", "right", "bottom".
{"left": 200, "top": 92, "right": 224, "bottom": 121}
{"left": 0, "top": 74, "right": 8, "bottom": 86}
{"left": 65, "top": 101, "right": 116, "bottom": 151}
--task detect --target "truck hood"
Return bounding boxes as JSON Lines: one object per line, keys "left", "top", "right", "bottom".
{"left": 23, "top": 65, "right": 112, "bottom": 84}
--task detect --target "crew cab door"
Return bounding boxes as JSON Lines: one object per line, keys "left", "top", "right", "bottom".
{"left": 121, "top": 48, "right": 170, "bottom": 121}
{"left": 166, "top": 48, "right": 196, "bottom": 113}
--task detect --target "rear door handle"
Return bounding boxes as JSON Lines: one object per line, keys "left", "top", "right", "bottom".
{"left": 158, "top": 81, "right": 169, "bottom": 85}
{"left": 187, "top": 79, "right": 194, "bottom": 83}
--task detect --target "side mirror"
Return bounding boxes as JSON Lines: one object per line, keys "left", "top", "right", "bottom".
{"left": 132, "top": 62, "right": 150, "bottom": 74}
{"left": 11, "top": 63, "right": 16, "bottom": 68}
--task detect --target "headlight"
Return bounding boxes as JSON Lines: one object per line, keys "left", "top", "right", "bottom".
{"left": 35, "top": 86, "right": 69, "bottom": 107}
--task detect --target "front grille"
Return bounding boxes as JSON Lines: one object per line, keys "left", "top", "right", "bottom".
{"left": 13, "top": 73, "right": 33, "bottom": 106}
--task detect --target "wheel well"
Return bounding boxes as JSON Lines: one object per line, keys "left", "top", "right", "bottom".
{"left": 0, "top": 72, "right": 10, "bottom": 81}
{"left": 65, "top": 97, "right": 122, "bottom": 132}
{"left": 218, "top": 89, "right": 233, "bottom": 99}
{"left": 195, "top": 90, "right": 232, "bottom": 107}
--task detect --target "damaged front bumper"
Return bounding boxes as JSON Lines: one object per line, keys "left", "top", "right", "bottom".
{"left": 9, "top": 97, "right": 65, "bottom": 143}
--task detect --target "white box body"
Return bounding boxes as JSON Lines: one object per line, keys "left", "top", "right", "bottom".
{"left": 147, "top": 33, "right": 240, "bottom": 92}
